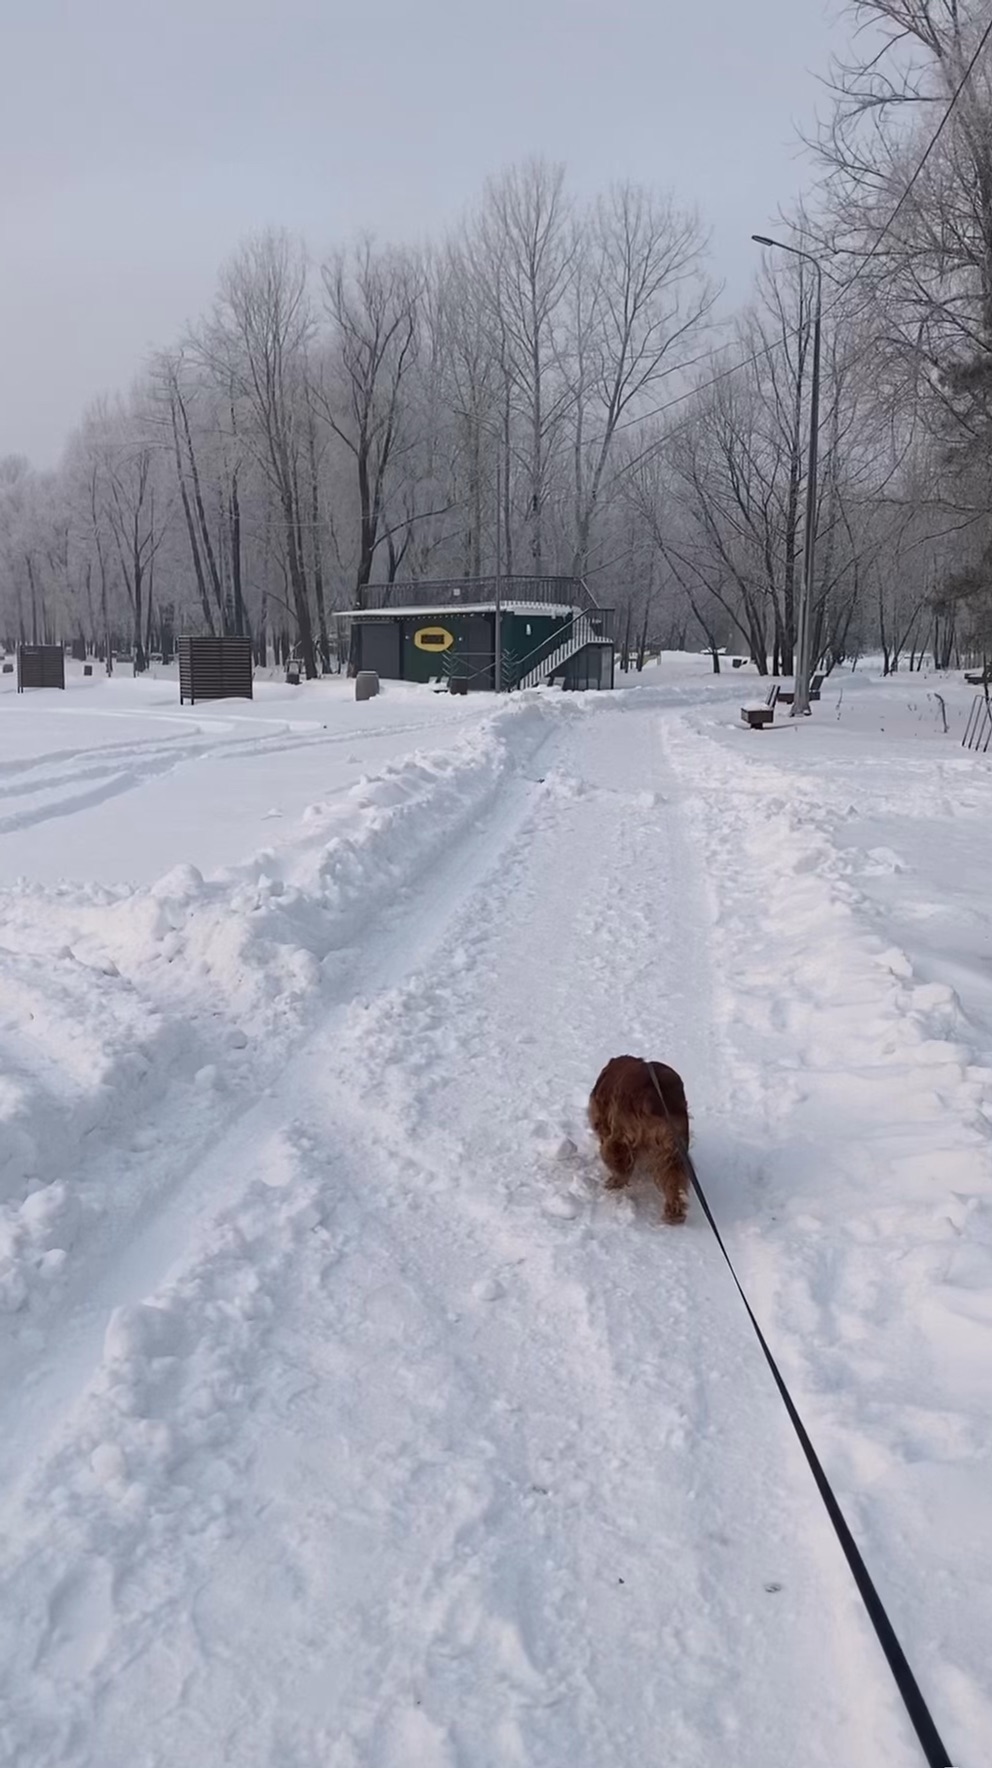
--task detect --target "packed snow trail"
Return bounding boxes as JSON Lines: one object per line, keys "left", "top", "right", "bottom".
{"left": 0, "top": 694, "right": 923, "bottom": 1766}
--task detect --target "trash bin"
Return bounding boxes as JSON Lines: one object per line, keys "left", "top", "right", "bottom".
{"left": 448, "top": 676, "right": 469, "bottom": 695}
{"left": 355, "top": 671, "right": 379, "bottom": 701}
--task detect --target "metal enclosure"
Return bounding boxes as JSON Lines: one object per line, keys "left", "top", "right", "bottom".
{"left": 179, "top": 637, "right": 254, "bottom": 704}
{"left": 17, "top": 645, "right": 66, "bottom": 691}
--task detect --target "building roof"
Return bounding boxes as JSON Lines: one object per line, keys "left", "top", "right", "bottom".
{"left": 349, "top": 602, "right": 576, "bottom": 621}
{"left": 353, "top": 574, "right": 600, "bottom": 615}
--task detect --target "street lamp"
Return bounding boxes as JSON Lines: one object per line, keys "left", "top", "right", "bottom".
{"left": 751, "top": 233, "right": 822, "bottom": 717}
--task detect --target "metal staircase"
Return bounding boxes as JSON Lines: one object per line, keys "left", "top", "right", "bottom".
{"left": 513, "top": 612, "right": 605, "bottom": 691}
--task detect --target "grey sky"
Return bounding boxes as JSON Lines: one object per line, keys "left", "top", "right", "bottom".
{"left": 1, "top": 0, "right": 839, "bottom": 466}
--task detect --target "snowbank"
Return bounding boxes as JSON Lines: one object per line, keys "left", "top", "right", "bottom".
{"left": 665, "top": 698, "right": 992, "bottom": 1764}
{"left": 0, "top": 698, "right": 551, "bottom": 1322}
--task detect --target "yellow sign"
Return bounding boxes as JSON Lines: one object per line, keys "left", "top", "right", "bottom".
{"left": 413, "top": 626, "right": 455, "bottom": 653}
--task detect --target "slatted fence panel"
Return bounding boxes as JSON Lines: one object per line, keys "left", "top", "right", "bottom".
{"left": 17, "top": 645, "right": 65, "bottom": 691}
{"left": 178, "top": 637, "right": 253, "bottom": 704}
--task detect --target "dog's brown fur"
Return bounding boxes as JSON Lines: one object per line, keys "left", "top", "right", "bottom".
{"left": 589, "top": 1056, "right": 691, "bottom": 1223}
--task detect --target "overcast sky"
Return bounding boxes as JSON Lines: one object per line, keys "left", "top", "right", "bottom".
{"left": 1, "top": 0, "right": 841, "bottom": 466}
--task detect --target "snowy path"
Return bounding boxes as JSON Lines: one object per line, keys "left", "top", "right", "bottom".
{"left": 0, "top": 695, "right": 921, "bottom": 1767}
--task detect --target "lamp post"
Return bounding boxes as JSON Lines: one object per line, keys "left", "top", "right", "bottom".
{"left": 751, "top": 234, "right": 822, "bottom": 717}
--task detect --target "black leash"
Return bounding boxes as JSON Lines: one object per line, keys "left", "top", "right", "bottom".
{"left": 644, "top": 1062, "right": 954, "bottom": 1768}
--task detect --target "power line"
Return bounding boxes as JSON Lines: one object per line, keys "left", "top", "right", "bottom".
{"left": 618, "top": 11, "right": 992, "bottom": 461}
{"left": 838, "top": 8, "right": 992, "bottom": 305}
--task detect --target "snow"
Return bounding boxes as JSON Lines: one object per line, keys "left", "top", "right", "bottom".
{"left": 667, "top": 665, "right": 992, "bottom": 1764}
{"left": 0, "top": 665, "right": 492, "bottom": 885}
{"left": 0, "top": 657, "right": 989, "bottom": 1766}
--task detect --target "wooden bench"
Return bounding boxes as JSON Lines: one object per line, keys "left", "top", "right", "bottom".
{"left": 772, "top": 674, "right": 825, "bottom": 709}
{"left": 741, "top": 683, "right": 779, "bottom": 729}
{"left": 964, "top": 670, "right": 990, "bottom": 687}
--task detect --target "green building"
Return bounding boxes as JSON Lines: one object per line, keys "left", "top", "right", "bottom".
{"left": 350, "top": 576, "right": 615, "bottom": 692}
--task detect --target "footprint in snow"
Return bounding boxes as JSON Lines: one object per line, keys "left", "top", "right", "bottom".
{"left": 90, "top": 1442, "right": 128, "bottom": 1486}
{"left": 40, "top": 1559, "right": 115, "bottom": 1679}
{"left": 472, "top": 1277, "right": 504, "bottom": 1302}
{"left": 544, "top": 1194, "right": 581, "bottom": 1222}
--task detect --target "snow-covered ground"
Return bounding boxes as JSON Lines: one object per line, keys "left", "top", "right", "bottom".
{"left": 0, "top": 665, "right": 492, "bottom": 885}
{"left": 0, "top": 658, "right": 989, "bottom": 1766}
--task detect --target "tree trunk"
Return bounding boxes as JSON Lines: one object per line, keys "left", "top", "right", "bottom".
{"left": 145, "top": 527, "right": 156, "bottom": 662}
{"left": 281, "top": 486, "right": 317, "bottom": 678}
{"left": 308, "top": 420, "right": 330, "bottom": 672}
{"left": 230, "top": 471, "right": 245, "bottom": 637}
{"left": 176, "top": 379, "right": 225, "bottom": 622}
{"left": 620, "top": 604, "right": 633, "bottom": 671}
{"left": 133, "top": 560, "right": 146, "bottom": 673}
{"left": 354, "top": 443, "right": 375, "bottom": 607}
{"left": 168, "top": 383, "right": 218, "bottom": 633}
{"left": 25, "top": 555, "right": 42, "bottom": 645}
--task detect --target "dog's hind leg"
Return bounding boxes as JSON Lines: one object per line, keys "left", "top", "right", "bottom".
{"left": 601, "top": 1137, "right": 635, "bottom": 1189}
{"left": 649, "top": 1140, "right": 689, "bottom": 1224}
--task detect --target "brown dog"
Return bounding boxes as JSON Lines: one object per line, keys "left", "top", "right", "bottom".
{"left": 589, "top": 1056, "right": 691, "bottom": 1223}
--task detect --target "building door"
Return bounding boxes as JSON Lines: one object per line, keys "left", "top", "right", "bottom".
{"left": 460, "top": 614, "right": 494, "bottom": 690}
{"left": 359, "top": 621, "right": 402, "bottom": 680}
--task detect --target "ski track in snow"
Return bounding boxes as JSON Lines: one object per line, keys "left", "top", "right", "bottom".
{"left": 0, "top": 699, "right": 490, "bottom": 851}
{"left": 0, "top": 670, "right": 987, "bottom": 1765}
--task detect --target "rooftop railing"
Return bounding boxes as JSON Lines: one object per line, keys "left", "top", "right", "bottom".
{"left": 358, "top": 574, "right": 601, "bottom": 613}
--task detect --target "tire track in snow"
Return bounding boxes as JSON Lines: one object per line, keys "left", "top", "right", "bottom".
{"left": 0, "top": 704, "right": 492, "bottom": 841}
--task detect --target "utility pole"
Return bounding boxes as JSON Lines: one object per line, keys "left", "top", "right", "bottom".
{"left": 752, "top": 234, "right": 823, "bottom": 717}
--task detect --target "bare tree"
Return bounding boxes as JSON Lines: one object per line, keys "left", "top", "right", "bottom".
{"left": 567, "top": 183, "right": 714, "bottom": 576}
{"left": 0, "top": 455, "right": 36, "bottom": 645}
{"left": 812, "top": 1, "right": 992, "bottom": 638}
{"left": 92, "top": 400, "right": 169, "bottom": 672}
{"left": 317, "top": 239, "right": 423, "bottom": 609}
{"left": 430, "top": 244, "right": 501, "bottom": 576}
{"left": 476, "top": 160, "right": 576, "bottom": 573}
{"left": 201, "top": 230, "right": 318, "bottom": 676}
{"left": 156, "top": 351, "right": 221, "bottom": 635}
